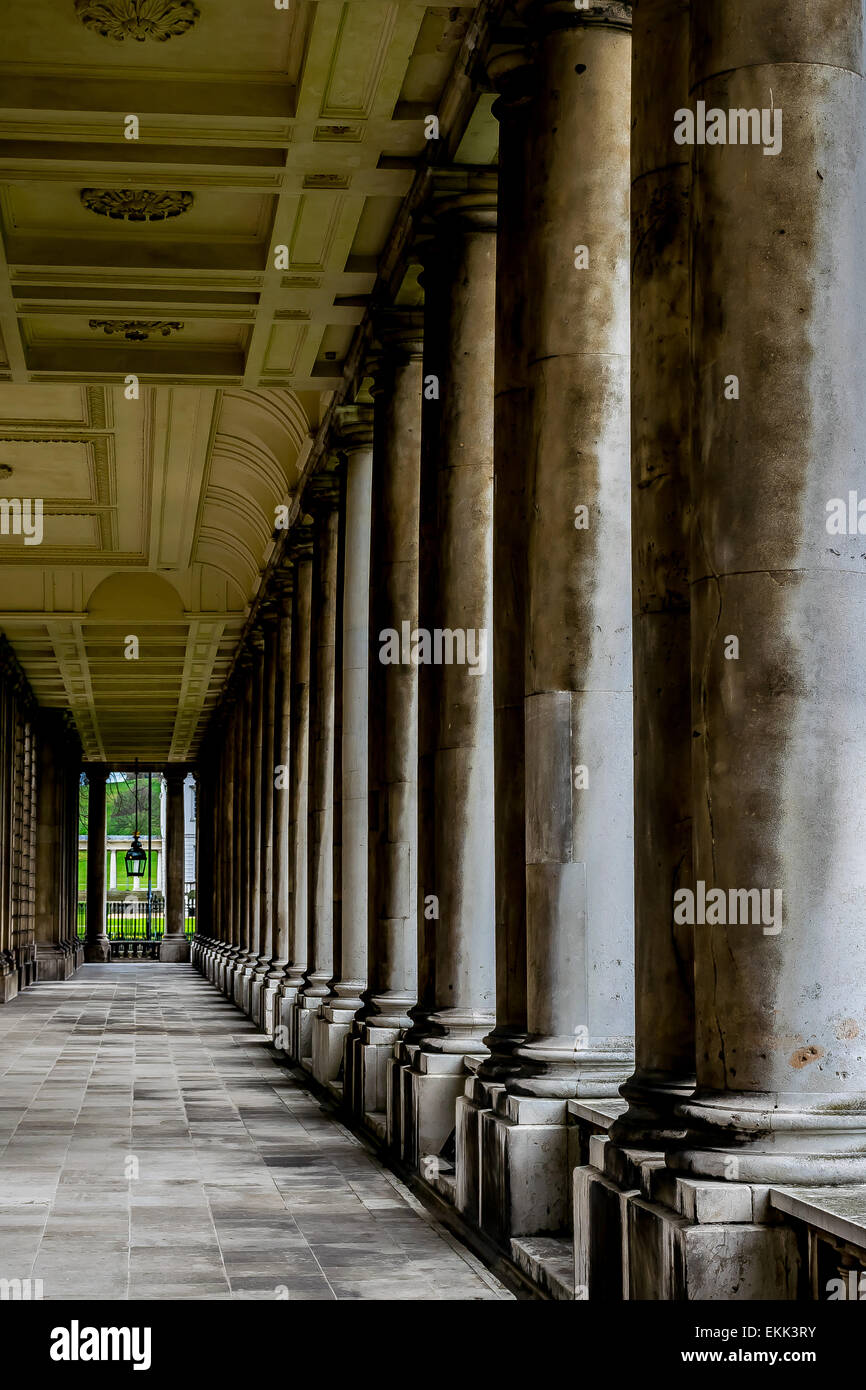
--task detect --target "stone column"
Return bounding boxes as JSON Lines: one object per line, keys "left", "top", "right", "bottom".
{"left": 190, "top": 767, "right": 205, "bottom": 968}
{"left": 57, "top": 718, "right": 81, "bottom": 971}
{"left": 251, "top": 611, "right": 279, "bottom": 1027}
{"left": 408, "top": 181, "right": 498, "bottom": 1172}
{"left": 160, "top": 768, "right": 189, "bottom": 962}
{"left": 609, "top": 0, "right": 694, "bottom": 1151}
{"left": 213, "top": 701, "right": 235, "bottom": 989}
{"left": 354, "top": 314, "right": 423, "bottom": 1133}
{"left": 668, "top": 0, "right": 866, "bottom": 1185}
{"left": 84, "top": 765, "right": 110, "bottom": 963}
{"left": 317, "top": 407, "right": 374, "bottom": 1087}
{"left": 263, "top": 574, "right": 294, "bottom": 1037}
{"left": 34, "top": 714, "right": 73, "bottom": 980}
{"left": 300, "top": 468, "right": 342, "bottom": 1079}
{"left": 279, "top": 536, "right": 314, "bottom": 1058}
{"left": 481, "top": 0, "right": 635, "bottom": 1241}
{"left": 229, "top": 657, "right": 254, "bottom": 1001}
{"left": 454, "top": 52, "right": 535, "bottom": 1223}
{"left": 238, "top": 635, "right": 265, "bottom": 1013}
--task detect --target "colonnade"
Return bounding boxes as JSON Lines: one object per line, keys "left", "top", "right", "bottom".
{"left": 0, "top": 637, "right": 82, "bottom": 1000}
{"left": 193, "top": 0, "right": 866, "bottom": 1300}
{"left": 81, "top": 765, "right": 192, "bottom": 964}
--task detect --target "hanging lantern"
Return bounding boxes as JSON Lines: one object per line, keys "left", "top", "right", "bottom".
{"left": 125, "top": 761, "right": 147, "bottom": 880}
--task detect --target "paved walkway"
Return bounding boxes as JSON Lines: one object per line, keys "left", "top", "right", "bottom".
{"left": 0, "top": 965, "right": 511, "bottom": 1301}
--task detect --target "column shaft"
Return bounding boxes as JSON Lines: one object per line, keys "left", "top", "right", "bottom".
{"left": 84, "top": 767, "right": 109, "bottom": 963}
{"left": 417, "top": 193, "right": 497, "bottom": 1054}
{"left": 280, "top": 546, "right": 313, "bottom": 1050}
{"left": 332, "top": 414, "right": 373, "bottom": 1014}
{"left": 160, "top": 770, "right": 189, "bottom": 961}
{"left": 671, "top": 0, "right": 866, "bottom": 1182}
{"left": 484, "top": 57, "right": 534, "bottom": 1076}
{"left": 612, "top": 0, "right": 694, "bottom": 1146}
{"left": 302, "top": 478, "right": 342, "bottom": 1008}
{"left": 364, "top": 322, "right": 423, "bottom": 1030}
{"left": 510, "top": 0, "right": 634, "bottom": 1098}
{"left": 264, "top": 580, "right": 293, "bottom": 1032}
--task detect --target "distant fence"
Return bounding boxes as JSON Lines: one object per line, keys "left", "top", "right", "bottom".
{"left": 76, "top": 884, "right": 196, "bottom": 943}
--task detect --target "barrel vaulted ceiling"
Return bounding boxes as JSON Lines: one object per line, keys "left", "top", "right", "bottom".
{"left": 0, "top": 0, "right": 496, "bottom": 388}
{"left": 0, "top": 382, "right": 316, "bottom": 762}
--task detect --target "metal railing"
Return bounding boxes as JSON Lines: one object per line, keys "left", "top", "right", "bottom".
{"left": 76, "top": 884, "right": 196, "bottom": 943}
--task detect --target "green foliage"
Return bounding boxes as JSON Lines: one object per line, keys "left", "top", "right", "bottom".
{"left": 79, "top": 774, "right": 161, "bottom": 838}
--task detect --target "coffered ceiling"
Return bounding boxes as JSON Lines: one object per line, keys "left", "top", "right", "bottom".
{"left": 0, "top": 1, "right": 500, "bottom": 767}
{"left": 0, "top": 0, "right": 497, "bottom": 388}
{"left": 0, "top": 382, "right": 316, "bottom": 761}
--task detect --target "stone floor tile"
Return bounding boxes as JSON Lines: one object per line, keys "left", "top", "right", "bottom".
{"left": 0, "top": 965, "right": 512, "bottom": 1302}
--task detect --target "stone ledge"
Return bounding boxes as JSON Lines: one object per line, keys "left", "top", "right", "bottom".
{"left": 510, "top": 1235, "right": 575, "bottom": 1301}
{"left": 363, "top": 1110, "right": 388, "bottom": 1144}
{"left": 769, "top": 1185, "right": 866, "bottom": 1252}
{"left": 568, "top": 1097, "right": 628, "bottom": 1129}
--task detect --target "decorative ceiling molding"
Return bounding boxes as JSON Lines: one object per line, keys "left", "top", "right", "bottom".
{"left": 0, "top": 383, "right": 309, "bottom": 760}
{"left": 0, "top": 3, "right": 496, "bottom": 387}
{"left": 73, "top": 0, "right": 201, "bottom": 44}
{"left": 80, "top": 189, "right": 195, "bottom": 222}
{"left": 89, "top": 319, "right": 185, "bottom": 341}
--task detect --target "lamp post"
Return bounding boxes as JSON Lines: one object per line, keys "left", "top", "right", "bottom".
{"left": 147, "top": 771, "right": 152, "bottom": 940}
{"left": 125, "top": 762, "right": 148, "bottom": 883}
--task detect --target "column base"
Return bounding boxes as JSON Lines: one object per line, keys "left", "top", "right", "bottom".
{"left": 289, "top": 996, "right": 320, "bottom": 1071}
{"left": 158, "top": 935, "right": 190, "bottom": 963}
{"left": 669, "top": 1090, "right": 866, "bottom": 1184}
{"left": 404, "top": 1047, "right": 482, "bottom": 1179}
{"left": 311, "top": 1006, "right": 356, "bottom": 1085}
{"left": 274, "top": 979, "right": 302, "bottom": 1058}
{"left": 262, "top": 969, "right": 289, "bottom": 1040}
{"left": 249, "top": 962, "right": 270, "bottom": 1028}
{"left": 84, "top": 936, "right": 111, "bottom": 963}
{"left": 350, "top": 1023, "right": 402, "bottom": 1134}
{"left": 456, "top": 1068, "right": 506, "bottom": 1223}
{"left": 222, "top": 947, "right": 242, "bottom": 996}
{"left": 234, "top": 954, "right": 256, "bottom": 1012}
{"left": 480, "top": 1093, "right": 572, "bottom": 1241}
{"left": 610, "top": 1070, "right": 694, "bottom": 1149}
{"left": 0, "top": 950, "right": 19, "bottom": 1003}
{"left": 574, "top": 1136, "right": 804, "bottom": 1300}
{"left": 35, "top": 942, "right": 76, "bottom": 982}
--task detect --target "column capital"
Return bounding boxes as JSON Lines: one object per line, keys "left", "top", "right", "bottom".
{"left": 272, "top": 564, "right": 295, "bottom": 608}
{"left": 334, "top": 402, "right": 374, "bottom": 452}
{"left": 304, "top": 465, "right": 342, "bottom": 516}
{"left": 427, "top": 168, "right": 498, "bottom": 234}
{"left": 515, "top": 0, "right": 632, "bottom": 32}
{"left": 164, "top": 765, "right": 186, "bottom": 788}
{"left": 286, "top": 518, "right": 315, "bottom": 561}
{"left": 258, "top": 601, "right": 280, "bottom": 632}
{"left": 487, "top": 2, "right": 631, "bottom": 110}
{"left": 371, "top": 308, "right": 424, "bottom": 367}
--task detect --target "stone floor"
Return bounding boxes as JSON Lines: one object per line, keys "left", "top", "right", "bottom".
{"left": 0, "top": 964, "right": 511, "bottom": 1301}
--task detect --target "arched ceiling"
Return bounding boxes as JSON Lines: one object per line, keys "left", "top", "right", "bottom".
{"left": 0, "top": 381, "right": 315, "bottom": 761}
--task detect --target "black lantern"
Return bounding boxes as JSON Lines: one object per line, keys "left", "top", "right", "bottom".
{"left": 125, "top": 762, "right": 147, "bottom": 881}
